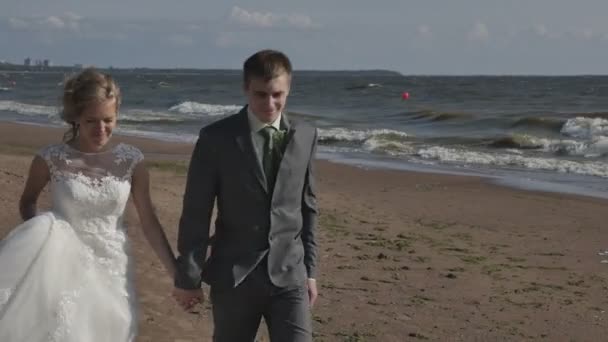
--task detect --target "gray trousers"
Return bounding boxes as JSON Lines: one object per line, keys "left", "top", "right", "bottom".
{"left": 210, "top": 261, "right": 312, "bottom": 342}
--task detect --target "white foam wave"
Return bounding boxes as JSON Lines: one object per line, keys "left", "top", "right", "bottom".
{"left": 363, "top": 136, "right": 415, "bottom": 155}
{"left": 318, "top": 127, "right": 409, "bottom": 142}
{"left": 561, "top": 117, "right": 608, "bottom": 139}
{"left": 418, "top": 146, "right": 608, "bottom": 178}
{"left": 116, "top": 128, "right": 198, "bottom": 143}
{"left": 539, "top": 137, "right": 608, "bottom": 158}
{"left": 120, "top": 109, "right": 186, "bottom": 123}
{"left": 0, "top": 100, "right": 58, "bottom": 117}
{"left": 168, "top": 101, "right": 241, "bottom": 116}
{"left": 511, "top": 118, "right": 608, "bottom": 157}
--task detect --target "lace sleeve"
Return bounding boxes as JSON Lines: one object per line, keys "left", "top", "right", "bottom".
{"left": 113, "top": 144, "right": 144, "bottom": 180}
{"left": 36, "top": 144, "right": 64, "bottom": 175}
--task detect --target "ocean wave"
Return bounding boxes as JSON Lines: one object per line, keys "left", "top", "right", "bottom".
{"left": 168, "top": 101, "right": 241, "bottom": 116}
{"left": 318, "top": 126, "right": 608, "bottom": 160}
{"left": 510, "top": 117, "right": 565, "bottom": 132}
{"left": 345, "top": 83, "right": 382, "bottom": 90}
{"left": 561, "top": 117, "right": 608, "bottom": 139}
{"left": 119, "top": 118, "right": 198, "bottom": 126}
{"left": 119, "top": 109, "right": 194, "bottom": 125}
{"left": 488, "top": 135, "right": 545, "bottom": 149}
{"left": 488, "top": 132, "right": 608, "bottom": 158}
{"left": 0, "top": 100, "right": 58, "bottom": 117}
{"left": 408, "top": 110, "right": 473, "bottom": 122}
{"left": 318, "top": 127, "right": 409, "bottom": 144}
{"left": 541, "top": 137, "right": 608, "bottom": 158}
{"left": 417, "top": 146, "right": 608, "bottom": 178}
{"left": 317, "top": 127, "right": 415, "bottom": 157}
{"left": 363, "top": 137, "right": 415, "bottom": 155}
{"left": 569, "top": 112, "right": 608, "bottom": 120}
{"left": 116, "top": 128, "right": 198, "bottom": 143}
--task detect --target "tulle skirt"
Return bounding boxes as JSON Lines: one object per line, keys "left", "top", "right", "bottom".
{"left": 0, "top": 212, "right": 137, "bottom": 342}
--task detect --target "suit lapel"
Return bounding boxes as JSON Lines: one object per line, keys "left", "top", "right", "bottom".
{"left": 275, "top": 113, "right": 297, "bottom": 187}
{"left": 234, "top": 107, "right": 268, "bottom": 193}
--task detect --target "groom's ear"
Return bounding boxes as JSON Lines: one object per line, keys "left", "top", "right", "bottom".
{"left": 243, "top": 78, "right": 251, "bottom": 93}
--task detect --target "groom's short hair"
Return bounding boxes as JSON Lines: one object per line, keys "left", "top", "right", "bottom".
{"left": 243, "top": 49, "right": 292, "bottom": 86}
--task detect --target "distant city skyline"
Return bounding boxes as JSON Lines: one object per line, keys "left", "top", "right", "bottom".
{"left": 2, "top": 1, "right": 608, "bottom": 74}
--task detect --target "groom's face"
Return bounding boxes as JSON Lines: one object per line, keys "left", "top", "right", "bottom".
{"left": 244, "top": 72, "right": 291, "bottom": 124}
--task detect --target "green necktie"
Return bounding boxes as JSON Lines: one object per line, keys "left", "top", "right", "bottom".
{"left": 260, "top": 126, "right": 282, "bottom": 192}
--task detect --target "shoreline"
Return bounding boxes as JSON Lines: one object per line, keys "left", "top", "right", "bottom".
{"left": 2, "top": 119, "right": 606, "bottom": 201}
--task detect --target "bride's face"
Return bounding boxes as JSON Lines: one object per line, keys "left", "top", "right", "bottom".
{"left": 76, "top": 99, "right": 117, "bottom": 152}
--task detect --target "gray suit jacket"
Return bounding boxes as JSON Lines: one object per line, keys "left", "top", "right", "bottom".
{"left": 175, "top": 106, "right": 319, "bottom": 290}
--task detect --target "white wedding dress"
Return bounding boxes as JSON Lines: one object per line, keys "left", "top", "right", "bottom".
{"left": 0, "top": 142, "right": 143, "bottom": 342}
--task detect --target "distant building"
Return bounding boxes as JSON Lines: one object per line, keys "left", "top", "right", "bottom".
{"left": 24, "top": 57, "right": 31, "bottom": 66}
{"left": 43, "top": 59, "right": 50, "bottom": 67}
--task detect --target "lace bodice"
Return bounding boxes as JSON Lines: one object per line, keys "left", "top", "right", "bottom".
{"left": 37, "top": 143, "right": 143, "bottom": 269}
{"left": 39, "top": 142, "right": 142, "bottom": 216}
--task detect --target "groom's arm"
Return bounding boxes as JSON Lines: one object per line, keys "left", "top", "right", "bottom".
{"left": 301, "top": 128, "right": 319, "bottom": 280}
{"left": 175, "top": 130, "right": 218, "bottom": 289}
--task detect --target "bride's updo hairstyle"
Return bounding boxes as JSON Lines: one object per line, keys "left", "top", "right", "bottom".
{"left": 61, "top": 68, "right": 121, "bottom": 142}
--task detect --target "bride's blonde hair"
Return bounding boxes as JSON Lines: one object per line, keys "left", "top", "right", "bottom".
{"left": 61, "top": 68, "right": 121, "bottom": 142}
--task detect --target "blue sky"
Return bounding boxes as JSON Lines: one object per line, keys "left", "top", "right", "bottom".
{"left": 1, "top": 0, "right": 608, "bottom": 74}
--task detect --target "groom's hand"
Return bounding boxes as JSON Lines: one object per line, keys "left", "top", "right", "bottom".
{"left": 172, "top": 287, "right": 204, "bottom": 311}
{"left": 307, "top": 278, "right": 318, "bottom": 308}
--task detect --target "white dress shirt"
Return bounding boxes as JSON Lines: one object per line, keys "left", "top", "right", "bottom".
{"left": 247, "top": 107, "right": 282, "bottom": 166}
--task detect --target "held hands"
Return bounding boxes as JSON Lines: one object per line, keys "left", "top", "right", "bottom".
{"left": 172, "top": 287, "right": 205, "bottom": 311}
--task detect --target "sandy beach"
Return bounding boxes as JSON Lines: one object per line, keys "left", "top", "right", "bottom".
{"left": 1, "top": 121, "right": 607, "bottom": 341}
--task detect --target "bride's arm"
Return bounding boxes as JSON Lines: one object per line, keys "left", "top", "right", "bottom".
{"left": 19, "top": 155, "right": 50, "bottom": 221}
{"left": 131, "top": 162, "right": 177, "bottom": 278}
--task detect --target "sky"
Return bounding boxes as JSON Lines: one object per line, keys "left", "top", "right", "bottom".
{"left": 1, "top": 0, "right": 608, "bottom": 74}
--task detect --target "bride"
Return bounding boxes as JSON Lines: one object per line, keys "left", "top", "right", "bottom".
{"left": 0, "top": 68, "right": 177, "bottom": 341}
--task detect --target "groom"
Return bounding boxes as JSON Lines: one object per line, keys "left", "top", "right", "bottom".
{"left": 173, "top": 49, "right": 319, "bottom": 341}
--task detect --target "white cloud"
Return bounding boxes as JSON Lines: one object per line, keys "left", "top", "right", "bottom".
{"left": 284, "top": 14, "right": 315, "bottom": 29}
{"left": 229, "top": 6, "right": 318, "bottom": 29}
{"left": 8, "top": 18, "right": 29, "bottom": 30}
{"left": 8, "top": 13, "right": 82, "bottom": 32}
{"left": 468, "top": 22, "right": 490, "bottom": 42}
{"left": 230, "top": 6, "right": 273, "bottom": 28}
{"left": 43, "top": 16, "right": 66, "bottom": 29}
